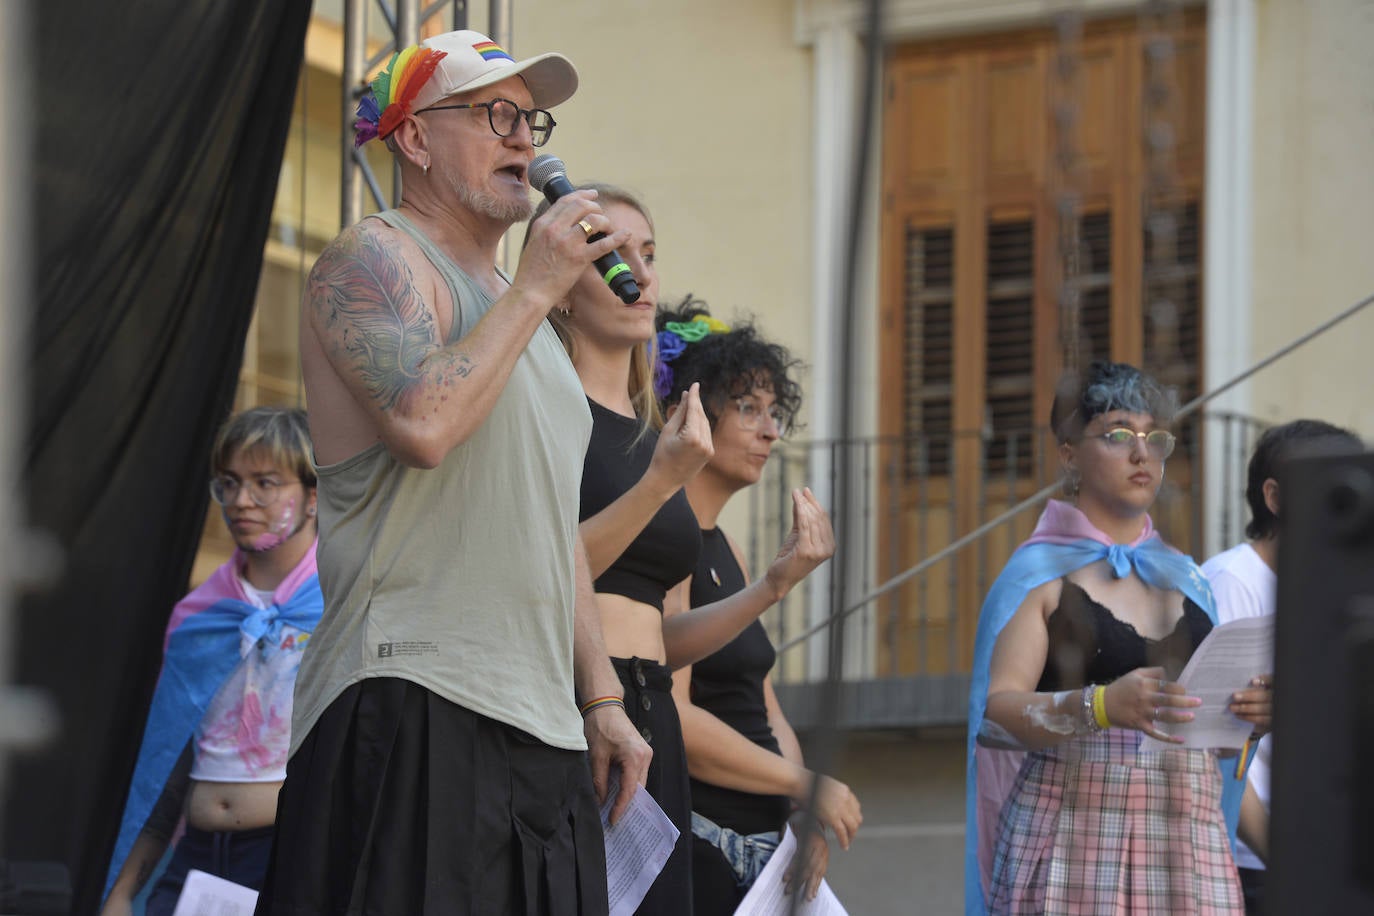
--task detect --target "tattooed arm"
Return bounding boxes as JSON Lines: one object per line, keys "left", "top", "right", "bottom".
{"left": 305, "top": 193, "right": 627, "bottom": 468}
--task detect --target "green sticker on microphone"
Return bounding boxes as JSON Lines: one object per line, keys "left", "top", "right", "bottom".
{"left": 602, "top": 262, "right": 631, "bottom": 284}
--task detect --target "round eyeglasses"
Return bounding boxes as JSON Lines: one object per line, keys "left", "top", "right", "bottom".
{"left": 734, "top": 398, "right": 790, "bottom": 438}
{"left": 418, "top": 98, "right": 556, "bottom": 147}
{"left": 1096, "top": 427, "right": 1176, "bottom": 459}
{"left": 210, "top": 475, "right": 300, "bottom": 508}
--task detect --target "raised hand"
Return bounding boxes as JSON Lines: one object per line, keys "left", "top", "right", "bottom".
{"left": 763, "top": 487, "right": 836, "bottom": 601}
{"left": 1104, "top": 665, "right": 1201, "bottom": 744}
{"left": 645, "top": 382, "right": 714, "bottom": 494}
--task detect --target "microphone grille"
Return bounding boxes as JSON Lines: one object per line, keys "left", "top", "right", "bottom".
{"left": 528, "top": 154, "right": 567, "bottom": 193}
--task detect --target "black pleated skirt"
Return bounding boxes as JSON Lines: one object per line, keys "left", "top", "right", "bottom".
{"left": 611, "top": 656, "right": 692, "bottom": 916}
{"left": 254, "top": 677, "right": 608, "bottom": 916}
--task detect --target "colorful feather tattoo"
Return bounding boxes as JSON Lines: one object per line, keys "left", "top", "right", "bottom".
{"left": 309, "top": 230, "right": 443, "bottom": 412}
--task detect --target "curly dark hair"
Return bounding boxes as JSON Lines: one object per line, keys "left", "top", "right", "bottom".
{"left": 655, "top": 296, "right": 803, "bottom": 434}
{"left": 1244, "top": 418, "right": 1362, "bottom": 540}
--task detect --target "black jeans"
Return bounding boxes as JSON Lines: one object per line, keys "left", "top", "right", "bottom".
{"left": 145, "top": 824, "right": 275, "bottom": 916}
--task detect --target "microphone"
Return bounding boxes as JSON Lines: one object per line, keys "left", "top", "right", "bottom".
{"left": 528, "top": 154, "right": 641, "bottom": 305}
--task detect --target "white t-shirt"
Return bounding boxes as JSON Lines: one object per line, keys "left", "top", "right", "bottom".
{"left": 188, "top": 575, "right": 308, "bottom": 783}
{"left": 1202, "top": 542, "right": 1276, "bottom": 870}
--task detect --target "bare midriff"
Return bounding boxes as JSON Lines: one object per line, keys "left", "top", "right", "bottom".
{"left": 596, "top": 592, "right": 667, "bottom": 664}
{"left": 185, "top": 779, "right": 282, "bottom": 832}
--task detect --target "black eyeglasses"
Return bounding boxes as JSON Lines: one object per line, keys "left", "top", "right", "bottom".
{"left": 419, "top": 98, "right": 556, "bottom": 147}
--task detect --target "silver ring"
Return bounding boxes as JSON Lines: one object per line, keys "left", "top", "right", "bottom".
{"left": 1152, "top": 706, "right": 1160, "bottom": 722}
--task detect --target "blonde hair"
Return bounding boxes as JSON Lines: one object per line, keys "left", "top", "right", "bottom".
{"left": 210, "top": 406, "right": 316, "bottom": 487}
{"left": 529, "top": 183, "right": 664, "bottom": 433}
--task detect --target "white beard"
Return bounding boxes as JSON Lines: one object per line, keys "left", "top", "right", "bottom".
{"left": 442, "top": 160, "right": 533, "bottom": 223}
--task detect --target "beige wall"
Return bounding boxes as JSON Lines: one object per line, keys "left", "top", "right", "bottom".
{"left": 275, "top": 0, "right": 1374, "bottom": 583}
{"left": 264, "top": 3, "right": 821, "bottom": 545}
{"left": 1248, "top": 0, "right": 1374, "bottom": 434}
{"left": 513, "top": 0, "right": 817, "bottom": 534}
{"left": 514, "top": 1, "right": 812, "bottom": 329}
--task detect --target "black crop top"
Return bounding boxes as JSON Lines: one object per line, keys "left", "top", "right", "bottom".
{"left": 1036, "top": 578, "right": 1213, "bottom": 691}
{"left": 579, "top": 399, "right": 701, "bottom": 612}
{"left": 688, "top": 527, "right": 790, "bottom": 835}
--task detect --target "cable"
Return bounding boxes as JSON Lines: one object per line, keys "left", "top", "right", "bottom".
{"left": 778, "top": 288, "right": 1374, "bottom": 654}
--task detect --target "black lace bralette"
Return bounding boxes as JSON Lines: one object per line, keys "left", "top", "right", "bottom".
{"left": 1036, "top": 578, "right": 1213, "bottom": 691}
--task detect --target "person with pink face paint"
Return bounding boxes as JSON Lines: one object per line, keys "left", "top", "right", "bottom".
{"left": 102, "top": 407, "right": 321, "bottom": 916}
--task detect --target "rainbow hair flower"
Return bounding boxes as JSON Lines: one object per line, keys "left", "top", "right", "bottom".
{"left": 652, "top": 316, "right": 731, "bottom": 398}
{"left": 354, "top": 45, "right": 448, "bottom": 147}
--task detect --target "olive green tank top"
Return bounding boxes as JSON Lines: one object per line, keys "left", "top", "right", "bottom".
{"left": 291, "top": 210, "right": 593, "bottom": 752}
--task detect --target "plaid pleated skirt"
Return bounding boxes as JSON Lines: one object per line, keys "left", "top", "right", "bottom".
{"left": 988, "top": 729, "right": 1243, "bottom": 915}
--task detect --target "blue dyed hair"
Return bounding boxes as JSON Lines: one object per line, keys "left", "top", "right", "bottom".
{"left": 1050, "top": 361, "right": 1176, "bottom": 441}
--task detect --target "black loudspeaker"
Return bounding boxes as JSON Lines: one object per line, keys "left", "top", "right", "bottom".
{"left": 1270, "top": 451, "right": 1374, "bottom": 914}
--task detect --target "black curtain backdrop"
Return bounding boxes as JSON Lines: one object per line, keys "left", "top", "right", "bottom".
{"left": 10, "top": 0, "right": 313, "bottom": 910}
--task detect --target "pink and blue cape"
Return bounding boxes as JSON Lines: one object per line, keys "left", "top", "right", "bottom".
{"left": 963, "top": 501, "right": 1242, "bottom": 914}
{"left": 104, "top": 542, "right": 322, "bottom": 898}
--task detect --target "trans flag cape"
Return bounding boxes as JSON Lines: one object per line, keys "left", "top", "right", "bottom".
{"left": 963, "top": 501, "right": 1242, "bottom": 915}
{"left": 104, "top": 541, "right": 322, "bottom": 898}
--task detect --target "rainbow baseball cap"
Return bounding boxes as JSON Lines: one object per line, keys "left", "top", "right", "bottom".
{"left": 355, "top": 29, "right": 578, "bottom": 146}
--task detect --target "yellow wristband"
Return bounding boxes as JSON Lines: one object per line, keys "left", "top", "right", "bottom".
{"left": 1092, "top": 685, "right": 1111, "bottom": 730}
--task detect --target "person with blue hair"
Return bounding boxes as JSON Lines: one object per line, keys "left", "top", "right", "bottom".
{"left": 964, "top": 361, "right": 1272, "bottom": 914}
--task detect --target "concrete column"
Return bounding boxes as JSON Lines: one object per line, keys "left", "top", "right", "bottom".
{"left": 1202, "top": 0, "right": 1256, "bottom": 556}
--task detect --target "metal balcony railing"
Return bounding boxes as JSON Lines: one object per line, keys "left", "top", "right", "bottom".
{"left": 744, "top": 410, "right": 1267, "bottom": 729}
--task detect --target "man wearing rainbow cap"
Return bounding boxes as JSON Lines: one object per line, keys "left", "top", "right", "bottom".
{"left": 255, "top": 30, "right": 650, "bottom": 915}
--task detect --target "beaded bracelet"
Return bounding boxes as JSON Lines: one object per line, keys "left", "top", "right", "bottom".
{"left": 1092, "top": 685, "right": 1112, "bottom": 730}
{"left": 579, "top": 695, "right": 626, "bottom": 717}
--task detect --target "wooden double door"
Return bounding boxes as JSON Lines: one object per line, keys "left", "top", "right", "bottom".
{"left": 877, "top": 12, "right": 1207, "bottom": 677}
